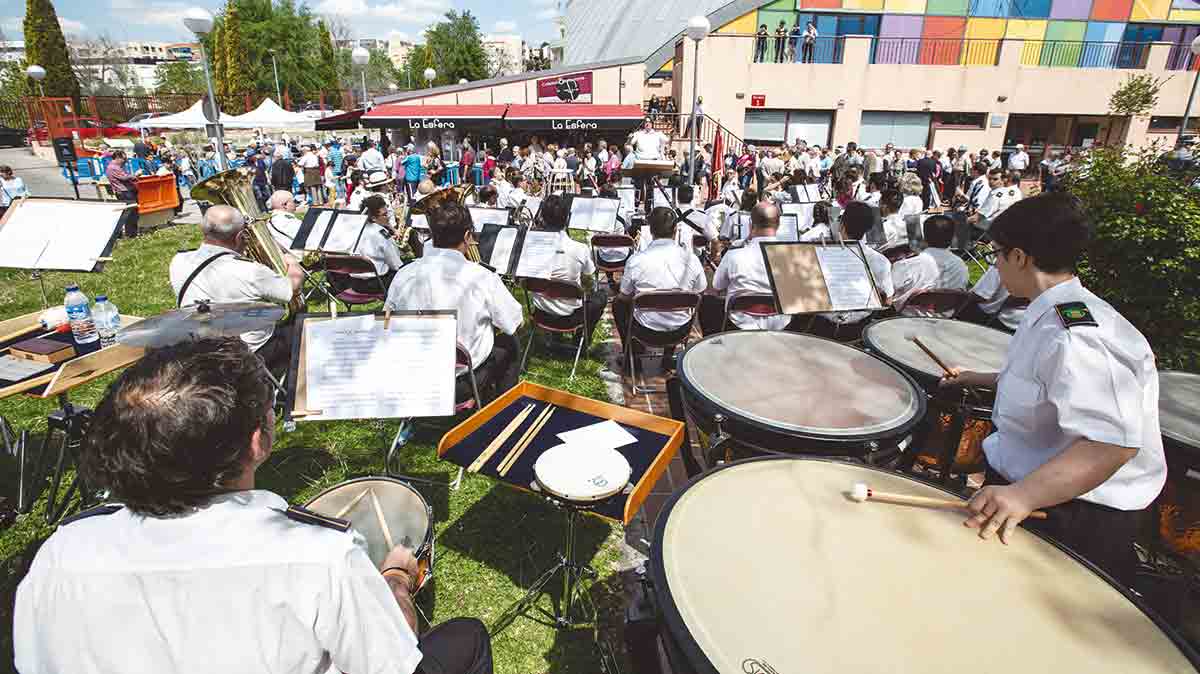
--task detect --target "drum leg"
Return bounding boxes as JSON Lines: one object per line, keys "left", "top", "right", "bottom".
{"left": 666, "top": 376, "right": 703, "bottom": 479}
{"left": 387, "top": 419, "right": 414, "bottom": 477}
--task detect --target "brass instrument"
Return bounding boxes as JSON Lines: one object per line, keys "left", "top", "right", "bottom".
{"left": 190, "top": 168, "right": 305, "bottom": 316}
{"left": 409, "top": 184, "right": 481, "bottom": 263}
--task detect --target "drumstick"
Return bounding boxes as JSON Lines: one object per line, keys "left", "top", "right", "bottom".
{"left": 907, "top": 334, "right": 954, "bottom": 376}
{"left": 369, "top": 488, "right": 396, "bottom": 549}
{"left": 849, "top": 482, "right": 1047, "bottom": 519}
{"left": 334, "top": 487, "right": 372, "bottom": 518}
{"left": 467, "top": 403, "right": 534, "bottom": 473}
{"left": 499, "top": 406, "right": 556, "bottom": 477}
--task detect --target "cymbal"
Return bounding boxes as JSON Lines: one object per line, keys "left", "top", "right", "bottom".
{"left": 117, "top": 301, "right": 285, "bottom": 348}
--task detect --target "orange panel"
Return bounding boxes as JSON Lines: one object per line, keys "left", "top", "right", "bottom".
{"left": 920, "top": 16, "right": 966, "bottom": 63}
{"left": 922, "top": 15, "right": 967, "bottom": 38}
{"left": 802, "top": 0, "right": 843, "bottom": 8}
{"left": 1090, "top": 0, "right": 1133, "bottom": 21}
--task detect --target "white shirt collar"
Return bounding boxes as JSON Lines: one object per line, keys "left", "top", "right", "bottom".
{"left": 423, "top": 246, "right": 468, "bottom": 262}
{"left": 1019, "top": 276, "right": 1081, "bottom": 331}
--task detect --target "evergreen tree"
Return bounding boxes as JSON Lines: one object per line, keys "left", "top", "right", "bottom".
{"left": 222, "top": 0, "right": 254, "bottom": 112}
{"left": 209, "top": 23, "right": 227, "bottom": 105}
{"left": 22, "top": 0, "right": 80, "bottom": 98}
{"left": 318, "top": 20, "right": 339, "bottom": 101}
{"left": 400, "top": 11, "right": 488, "bottom": 88}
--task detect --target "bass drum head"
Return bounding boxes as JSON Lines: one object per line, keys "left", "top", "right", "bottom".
{"left": 863, "top": 317, "right": 1010, "bottom": 383}
{"left": 1159, "top": 370, "right": 1200, "bottom": 452}
{"left": 305, "top": 477, "right": 432, "bottom": 568}
{"left": 652, "top": 457, "right": 1200, "bottom": 674}
{"left": 678, "top": 331, "right": 923, "bottom": 442}
{"left": 534, "top": 444, "right": 632, "bottom": 503}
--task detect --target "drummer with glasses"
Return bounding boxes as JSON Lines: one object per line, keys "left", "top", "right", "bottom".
{"left": 15, "top": 339, "right": 493, "bottom": 674}
{"left": 941, "top": 193, "right": 1165, "bottom": 587}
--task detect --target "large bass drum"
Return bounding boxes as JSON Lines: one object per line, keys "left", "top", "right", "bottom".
{"left": 676, "top": 331, "right": 924, "bottom": 461}
{"left": 651, "top": 456, "right": 1200, "bottom": 674}
{"left": 1155, "top": 370, "right": 1200, "bottom": 560}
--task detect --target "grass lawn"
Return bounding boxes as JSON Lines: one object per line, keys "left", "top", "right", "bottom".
{"left": 0, "top": 225, "right": 626, "bottom": 673}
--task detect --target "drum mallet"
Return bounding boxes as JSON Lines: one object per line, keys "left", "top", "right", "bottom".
{"left": 907, "top": 334, "right": 985, "bottom": 405}
{"left": 849, "top": 482, "right": 1047, "bottom": 519}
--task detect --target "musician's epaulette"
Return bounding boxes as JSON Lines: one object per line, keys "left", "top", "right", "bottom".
{"left": 1055, "top": 302, "right": 1098, "bottom": 329}
{"left": 60, "top": 504, "right": 122, "bottom": 526}
{"left": 283, "top": 505, "right": 351, "bottom": 532}
{"left": 233, "top": 254, "right": 256, "bottom": 263}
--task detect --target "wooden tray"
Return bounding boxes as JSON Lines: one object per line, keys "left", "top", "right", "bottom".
{"left": 438, "top": 381, "right": 685, "bottom": 524}
{"left": 0, "top": 314, "right": 144, "bottom": 400}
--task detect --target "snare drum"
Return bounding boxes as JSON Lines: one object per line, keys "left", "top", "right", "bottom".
{"left": 651, "top": 457, "right": 1200, "bottom": 674}
{"left": 305, "top": 477, "right": 434, "bottom": 591}
{"left": 1156, "top": 370, "right": 1200, "bottom": 560}
{"left": 534, "top": 444, "right": 632, "bottom": 505}
{"left": 676, "top": 331, "right": 925, "bottom": 459}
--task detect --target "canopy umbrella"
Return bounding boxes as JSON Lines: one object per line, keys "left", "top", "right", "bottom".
{"left": 126, "top": 100, "right": 236, "bottom": 130}
{"left": 223, "top": 98, "right": 316, "bottom": 130}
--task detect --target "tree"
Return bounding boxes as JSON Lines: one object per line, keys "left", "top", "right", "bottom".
{"left": 487, "top": 48, "right": 516, "bottom": 78}
{"left": 524, "top": 49, "right": 551, "bottom": 73}
{"left": 70, "top": 36, "right": 138, "bottom": 96}
{"left": 208, "top": 23, "right": 226, "bottom": 103}
{"left": 154, "top": 61, "right": 205, "bottom": 95}
{"left": 337, "top": 47, "right": 399, "bottom": 101}
{"left": 400, "top": 11, "right": 488, "bottom": 87}
{"left": 22, "top": 0, "right": 81, "bottom": 98}
{"left": 221, "top": 0, "right": 254, "bottom": 112}
{"left": 1109, "top": 73, "right": 1166, "bottom": 118}
{"left": 318, "top": 20, "right": 339, "bottom": 100}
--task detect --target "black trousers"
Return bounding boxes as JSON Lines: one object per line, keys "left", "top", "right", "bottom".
{"left": 984, "top": 467, "right": 1144, "bottom": 589}
{"left": 415, "top": 618, "right": 493, "bottom": 674}
{"left": 462, "top": 332, "right": 520, "bottom": 402}
{"left": 116, "top": 191, "right": 139, "bottom": 238}
{"left": 256, "top": 321, "right": 295, "bottom": 375}
{"left": 612, "top": 296, "right": 692, "bottom": 361}
{"left": 535, "top": 289, "right": 608, "bottom": 346}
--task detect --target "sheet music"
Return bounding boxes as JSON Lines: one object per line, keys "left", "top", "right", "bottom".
{"left": 781, "top": 203, "right": 815, "bottom": 238}
{"left": 615, "top": 186, "right": 636, "bottom": 213}
{"left": 521, "top": 197, "right": 542, "bottom": 220}
{"left": 469, "top": 207, "right": 510, "bottom": 233}
{"left": 815, "top": 246, "right": 881, "bottom": 311}
{"left": 326, "top": 214, "right": 369, "bottom": 253}
{"left": 568, "top": 197, "right": 619, "bottom": 232}
{"left": 776, "top": 213, "right": 800, "bottom": 241}
{"left": 0, "top": 200, "right": 127, "bottom": 271}
{"left": 652, "top": 186, "right": 675, "bottom": 209}
{"left": 298, "top": 210, "right": 334, "bottom": 250}
{"left": 515, "top": 231, "right": 559, "bottom": 279}
{"left": 304, "top": 314, "right": 456, "bottom": 420}
{"left": 489, "top": 227, "right": 518, "bottom": 272}
{"left": 410, "top": 214, "right": 429, "bottom": 230}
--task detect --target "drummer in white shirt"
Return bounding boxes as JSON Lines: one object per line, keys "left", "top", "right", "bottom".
{"left": 614, "top": 206, "right": 707, "bottom": 370}
{"left": 941, "top": 193, "right": 1165, "bottom": 588}
{"left": 701, "top": 202, "right": 793, "bottom": 335}
{"left": 890, "top": 214, "right": 968, "bottom": 308}
{"left": 528, "top": 195, "right": 606, "bottom": 346}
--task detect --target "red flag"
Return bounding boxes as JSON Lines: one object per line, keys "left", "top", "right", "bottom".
{"left": 710, "top": 124, "right": 724, "bottom": 200}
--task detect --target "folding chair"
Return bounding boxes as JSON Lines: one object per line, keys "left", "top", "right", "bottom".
{"left": 519, "top": 277, "right": 588, "bottom": 382}
{"left": 899, "top": 288, "right": 971, "bottom": 318}
{"left": 591, "top": 234, "right": 635, "bottom": 288}
{"left": 721, "top": 293, "right": 780, "bottom": 332}
{"left": 627, "top": 290, "right": 701, "bottom": 395}
{"left": 321, "top": 254, "right": 388, "bottom": 311}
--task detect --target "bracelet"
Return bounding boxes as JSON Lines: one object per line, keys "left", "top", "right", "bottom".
{"left": 381, "top": 567, "right": 415, "bottom": 591}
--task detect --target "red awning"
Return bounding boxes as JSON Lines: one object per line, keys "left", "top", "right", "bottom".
{"left": 314, "top": 108, "right": 364, "bottom": 131}
{"left": 362, "top": 104, "right": 508, "bottom": 129}
{"left": 503, "top": 104, "right": 644, "bottom": 131}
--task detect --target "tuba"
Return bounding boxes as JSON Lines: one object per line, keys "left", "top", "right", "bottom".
{"left": 190, "top": 168, "right": 305, "bottom": 316}
{"left": 409, "top": 184, "right": 481, "bottom": 263}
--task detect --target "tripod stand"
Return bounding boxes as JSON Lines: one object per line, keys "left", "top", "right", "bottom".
{"left": 19, "top": 394, "right": 97, "bottom": 523}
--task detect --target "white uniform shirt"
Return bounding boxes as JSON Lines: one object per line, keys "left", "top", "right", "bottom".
{"left": 268, "top": 210, "right": 303, "bottom": 252}
{"left": 713, "top": 235, "right": 791, "bottom": 330}
{"left": 15, "top": 491, "right": 421, "bottom": 674}
{"left": 1008, "top": 151, "right": 1030, "bottom": 171}
{"left": 971, "top": 266, "right": 1025, "bottom": 330}
{"left": 352, "top": 224, "right": 405, "bottom": 278}
{"left": 891, "top": 247, "right": 968, "bottom": 306}
{"left": 899, "top": 195, "right": 923, "bottom": 219}
{"left": 169, "top": 244, "right": 293, "bottom": 350}
{"left": 358, "top": 147, "right": 386, "bottom": 173}
{"left": 881, "top": 213, "right": 908, "bottom": 250}
{"left": 620, "top": 238, "right": 706, "bottom": 330}
{"left": 532, "top": 231, "right": 594, "bottom": 316}
{"left": 385, "top": 247, "right": 523, "bottom": 366}
{"left": 978, "top": 185, "right": 1022, "bottom": 222}
{"left": 966, "top": 175, "right": 989, "bottom": 210}
{"left": 631, "top": 131, "right": 665, "bottom": 160}
{"left": 985, "top": 277, "right": 1166, "bottom": 510}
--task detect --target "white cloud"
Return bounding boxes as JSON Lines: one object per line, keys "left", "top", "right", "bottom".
{"left": 314, "top": 0, "right": 448, "bottom": 24}
{"left": 493, "top": 20, "right": 517, "bottom": 33}
{"left": 387, "top": 30, "right": 411, "bottom": 42}
{"left": 106, "top": 0, "right": 192, "bottom": 33}
{"left": 534, "top": 7, "right": 558, "bottom": 20}
{"left": 2, "top": 15, "right": 89, "bottom": 37}
{"left": 531, "top": 0, "right": 556, "bottom": 6}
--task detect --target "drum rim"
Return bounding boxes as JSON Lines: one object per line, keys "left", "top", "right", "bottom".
{"left": 1158, "top": 370, "right": 1200, "bottom": 450}
{"left": 677, "top": 330, "right": 927, "bottom": 442}
{"left": 533, "top": 445, "right": 631, "bottom": 504}
{"left": 304, "top": 475, "right": 434, "bottom": 556}
{"left": 862, "top": 316, "right": 1011, "bottom": 383}
{"left": 648, "top": 455, "right": 1200, "bottom": 674}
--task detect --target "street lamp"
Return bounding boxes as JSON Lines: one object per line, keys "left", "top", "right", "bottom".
{"left": 25, "top": 64, "right": 45, "bottom": 98}
{"left": 424, "top": 67, "right": 436, "bottom": 89}
{"left": 1178, "top": 35, "right": 1200, "bottom": 149}
{"left": 268, "top": 48, "right": 281, "bottom": 105}
{"left": 458, "top": 78, "right": 468, "bottom": 85}
{"left": 685, "top": 15, "right": 711, "bottom": 186}
{"left": 352, "top": 47, "right": 370, "bottom": 109}
{"left": 183, "top": 7, "right": 227, "bottom": 171}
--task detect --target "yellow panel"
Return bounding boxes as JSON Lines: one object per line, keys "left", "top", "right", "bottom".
{"left": 964, "top": 18, "right": 1005, "bottom": 65}
{"left": 1131, "top": 0, "right": 1170, "bottom": 20}
{"left": 1005, "top": 19, "right": 1046, "bottom": 39}
{"left": 1168, "top": 8, "right": 1200, "bottom": 21}
{"left": 718, "top": 10, "right": 758, "bottom": 33}
{"left": 845, "top": 0, "right": 886, "bottom": 9}
{"left": 660, "top": 58, "right": 674, "bottom": 72}
{"left": 884, "top": 0, "right": 926, "bottom": 12}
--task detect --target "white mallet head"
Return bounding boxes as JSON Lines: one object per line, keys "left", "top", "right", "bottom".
{"left": 850, "top": 482, "right": 869, "bottom": 502}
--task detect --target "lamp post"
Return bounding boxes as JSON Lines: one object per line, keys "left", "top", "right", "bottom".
{"left": 25, "top": 65, "right": 45, "bottom": 98}
{"left": 685, "top": 15, "right": 711, "bottom": 186}
{"left": 269, "top": 48, "right": 281, "bottom": 105}
{"left": 352, "top": 47, "right": 370, "bottom": 109}
{"left": 183, "top": 7, "right": 227, "bottom": 171}
{"left": 458, "top": 78, "right": 468, "bottom": 85}
{"left": 1178, "top": 35, "right": 1200, "bottom": 150}
{"left": 424, "top": 67, "right": 436, "bottom": 89}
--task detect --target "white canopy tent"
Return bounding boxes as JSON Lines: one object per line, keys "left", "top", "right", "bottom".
{"left": 224, "top": 98, "right": 315, "bottom": 130}
{"left": 126, "top": 99, "right": 236, "bottom": 129}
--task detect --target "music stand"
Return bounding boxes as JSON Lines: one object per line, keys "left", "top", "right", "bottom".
{"left": 628, "top": 161, "right": 675, "bottom": 216}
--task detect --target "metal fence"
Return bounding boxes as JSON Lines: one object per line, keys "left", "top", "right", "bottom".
{"left": 750, "top": 35, "right": 846, "bottom": 65}
{"left": 1167, "top": 48, "right": 1198, "bottom": 71}
{"left": 1023, "top": 40, "right": 1149, "bottom": 69}
{"left": 872, "top": 38, "right": 1000, "bottom": 66}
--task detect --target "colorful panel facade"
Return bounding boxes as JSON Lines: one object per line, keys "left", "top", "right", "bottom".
{"left": 921, "top": 15, "right": 968, "bottom": 61}
{"left": 719, "top": 10, "right": 759, "bottom": 33}
{"left": 884, "top": 0, "right": 929, "bottom": 13}
{"left": 969, "top": 0, "right": 1012, "bottom": 16}
{"left": 927, "top": 0, "right": 971, "bottom": 14}
{"left": 1051, "top": 0, "right": 1093, "bottom": 18}
{"left": 1131, "top": 0, "right": 1172, "bottom": 20}
{"left": 1011, "top": 0, "right": 1054, "bottom": 16}
{"left": 877, "top": 14, "right": 925, "bottom": 61}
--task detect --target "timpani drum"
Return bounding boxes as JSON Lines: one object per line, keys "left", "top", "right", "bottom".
{"left": 676, "top": 331, "right": 925, "bottom": 459}
{"left": 651, "top": 457, "right": 1200, "bottom": 674}
{"left": 1156, "top": 370, "right": 1200, "bottom": 560}
{"left": 305, "top": 476, "right": 434, "bottom": 591}
{"left": 863, "top": 317, "right": 1011, "bottom": 475}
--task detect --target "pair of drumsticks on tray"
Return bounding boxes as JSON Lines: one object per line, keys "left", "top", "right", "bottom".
{"left": 466, "top": 402, "right": 557, "bottom": 477}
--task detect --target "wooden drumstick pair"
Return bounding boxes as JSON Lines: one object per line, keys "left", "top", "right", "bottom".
{"left": 334, "top": 487, "right": 396, "bottom": 549}
{"left": 849, "top": 482, "right": 1047, "bottom": 519}
{"left": 464, "top": 403, "right": 556, "bottom": 476}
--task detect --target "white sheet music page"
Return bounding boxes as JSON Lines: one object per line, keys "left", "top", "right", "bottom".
{"left": 781, "top": 203, "right": 815, "bottom": 237}
{"left": 469, "top": 207, "right": 509, "bottom": 233}
{"left": 569, "top": 197, "right": 618, "bottom": 232}
{"left": 323, "top": 213, "right": 369, "bottom": 253}
{"left": 615, "top": 186, "right": 636, "bottom": 213}
{"left": 304, "top": 314, "right": 456, "bottom": 420}
{"left": 652, "top": 186, "right": 675, "bottom": 209}
{"left": 301, "top": 210, "right": 335, "bottom": 250}
{"left": 515, "top": 231, "right": 559, "bottom": 279}
{"left": 0, "top": 200, "right": 127, "bottom": 271}
{"left": 815, "top": 246, "right": 881, "bottom": 312}
{"left": 489, "top": 227, "right": 518, "bottom": 272}
{"left": 776, "top": 213, "right": 800, "bottom": 241}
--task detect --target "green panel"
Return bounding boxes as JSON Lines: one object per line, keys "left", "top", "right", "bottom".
{"left": 764, "top": 0, "right": 799, "bottom": 9}
{"left": 926, "top": 0, "right": 970, "bottom": 13}
{"left": 1044, "top": 18, "right": 1086, "bottom": 39}
{"left": 1040, "top": 20, "right": 1087, "bottom": 65}
{"left": 757, "top": 9, "right": 799, "bottom": 61}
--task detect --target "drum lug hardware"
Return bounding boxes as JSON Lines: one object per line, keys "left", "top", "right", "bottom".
{"left": 707, "top": 414, "right": 734, "bottom": 466}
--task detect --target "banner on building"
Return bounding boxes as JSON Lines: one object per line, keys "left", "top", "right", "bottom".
{"left": 537, "top": 72, "right": 593, "bottom": 104}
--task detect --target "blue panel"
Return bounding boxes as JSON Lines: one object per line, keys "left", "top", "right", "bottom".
{"left": 836, "top": 14, "right": 883, "bottom": 34}
{"left": 1009, "top": 0, "right": 1051, "bottom": 17}
{"left": 1122, "top": 23, "right": 1164, "bottom": 42}
{"left": 1080, "top": 22, "right": 1122, "bottom": 66}
{"left": 970, "top": 0, "right": 1011, "bottom": 16}
{"left": 1085, "top": 20, "right": 1124, "bottom": 42}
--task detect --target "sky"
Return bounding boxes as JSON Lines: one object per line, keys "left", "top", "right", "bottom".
{"left": 0, "top": 0, "right": 560, "bottom": 46}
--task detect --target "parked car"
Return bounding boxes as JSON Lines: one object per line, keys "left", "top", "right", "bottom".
{"left": 30, "top": 118, "right": 139, "bottom": 142}
{"left": 124, "top": 111, "right": 170, "bottom": 132}
{"left": 0, "top": 125, "right": 27, "bottom": 147}
{"left": 296, "top": 103, "right": 346, "bottom": 120}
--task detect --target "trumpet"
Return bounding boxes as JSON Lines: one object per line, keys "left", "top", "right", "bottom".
{"left": 409, "top": 184, "right": 482, "bottom": 263}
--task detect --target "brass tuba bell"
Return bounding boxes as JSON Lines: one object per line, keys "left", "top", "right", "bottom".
{"left": 408, "top": 184, "right": 482, "bottom": 263}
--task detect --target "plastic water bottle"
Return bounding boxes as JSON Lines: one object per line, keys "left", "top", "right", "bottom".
{"left": 64, "top": 284, "right": 99, "bottom": 345}
{"left": 93, "top": 295, "right": 120, "bottom": 348}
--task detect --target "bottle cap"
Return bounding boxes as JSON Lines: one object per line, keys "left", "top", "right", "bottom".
{"left": 65, "top": 284, "right": 79, "bottom": 292}
{"left": 96, "top": 295, "right": 108, "bottom": 302}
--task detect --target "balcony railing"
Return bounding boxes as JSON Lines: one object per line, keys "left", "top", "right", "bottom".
{"left": 1021, "top": 40, "right": 1149, "bottom": 69}
{"left": 869, "top": 38, "right": 1149, "bottom": 68}
{"left": 1168, "top": 48, "right": 1199, "bottom": 71}
{"left": 751, "top": 35, "right": 845, "bottom": 65}
{"left": 872, "top": 38, "right": 1000, "bottom": 66}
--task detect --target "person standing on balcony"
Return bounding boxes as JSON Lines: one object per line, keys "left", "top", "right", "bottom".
{"left": 755, "top": 25, "right": 769, "bottom": 63}
{"left": 802, "top": 21, "right": 818, "bottom": 63}
{"left": 788, "top": 21, "right": 802, "bottom": 62}
{"left": 775, "top": 21, "right": 789, "bottom": 63}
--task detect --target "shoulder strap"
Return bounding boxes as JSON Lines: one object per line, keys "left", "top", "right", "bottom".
{"left": 177, "top": 251, "right": 235, "bottom": 308}
{"left": 60, "top": 504, "right": 122, "bottom": 526}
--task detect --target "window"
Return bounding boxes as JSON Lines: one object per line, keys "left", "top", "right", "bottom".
{"left": 933, "top": 112, "right": 986, "bottom": 128}
{"left": 1148, "top": 116, "right": 1200, "bottom": 132}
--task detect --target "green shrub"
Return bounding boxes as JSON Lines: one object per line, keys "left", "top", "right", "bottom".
{"left": 1065, "top": 144, "right": 1200, "bottom": 371}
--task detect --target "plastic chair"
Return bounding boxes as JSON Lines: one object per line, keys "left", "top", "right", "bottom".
{"left": 899, "top": 288, "right": 971, "bottom": 318}
{"left": 519, "top": 277, "right": 588, "bottom": 382}
{"left": 627, "top": 290, "right": 701, "bottom": 394}
{"left": 321, "top": 254, "right": 388, "bottom": 309}
{"left": 444, "top": 162, "right": 461, "bottom": 186}
{"left": 721, "top": 293, "right": 779, "bottom": 332}
{"left": 547, "top": 169, "right": 574, "bottom": 196}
